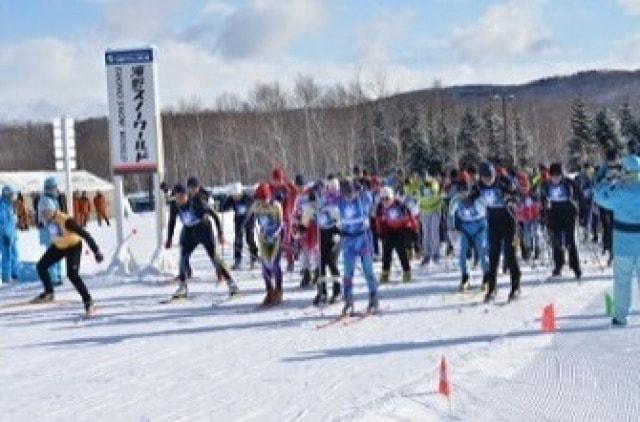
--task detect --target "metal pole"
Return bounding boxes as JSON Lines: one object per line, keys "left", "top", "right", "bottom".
{"left": 113, "top": 175, "right": 125, "bottom": 245}
{"left": 62, "top": 116, "right": 73, "bottom": 215}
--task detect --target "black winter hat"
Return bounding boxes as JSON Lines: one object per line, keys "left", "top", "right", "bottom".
{"left": 479, "top": 162, "right": 494, "bottom": 178}
{"left": 294, "top": 174, "right": 305, "bottom": 187}
{"left": 187, "top": 177, "right": 199, "bottom": 188}
{"left": 172, "top": 184, "right": 186, "bottom": 195}
{"left": 549, "top": 162, "right": 563, "bottom": 176}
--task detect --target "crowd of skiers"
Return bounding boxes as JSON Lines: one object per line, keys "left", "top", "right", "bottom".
{"left": 157, "top": 147, "right": 640, "bottom": 321}
{"left": 2, "top": 144, "right": 639, "bottom": 323}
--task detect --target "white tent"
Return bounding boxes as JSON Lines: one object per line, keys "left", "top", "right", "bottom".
{"left": 0, "top": 170, "right": 113, "bottom": 194}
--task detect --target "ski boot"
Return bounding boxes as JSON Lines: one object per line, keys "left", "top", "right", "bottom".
{"left": 612, "top": 317, "right": 627, "bottom": 327}
{"left": 551, "top": 267, "right": 562, "bottom": 278}
{"left": 407, "top": 248, "right": 414, "bottom": 261}
{"left": 402, "top": 270, "right": 412, "bottom": 283}
{"left": 458, "top": 273, "right": 470, "bottom": 292}
{"left": 313, "top": 281, "right": 328, "bottom": 306}
{"left": 231, "top": 259, "right": 241, "bottom": 271}
{"left": 367, "top": 293, "right": 379, "bottom": 314}
{"left": 507, "top": 288, "right": 521, "bottom": 302}
{"left": 272, "top": 287, "right": 283, "bottom": 305}
{"left": 262, "top": 287, "right": 275, "bottom": 307}
{"left": 227, "top": 280, "right": 240, "bottom": 297}
{"left": 312, "top": 269, "right": 320, "bottom": 286}
{"left": 172, "top": 282, "right": 188, "bottom": 299}
{"left": 480, "top": 274, "right": 490, "bottom": 293}
{"left": 483, "top": 289, "right": 497, "bottom": 304}
{"left": 250, "top": 256, "right": 257, "bottom": 270}
{"left": 30, "top": 292, "right": 54, "bottom": 304}
{"left": 329, "top": 280, "right": 341, "bottom": 304}
{"left": 84, "top": 299, "right": 96, "bottom": 317}
{"left": 342, "top": 298, "right": 355, "bottom": 317}
{"left": 380, "top": 270, "right": 390, "bottom": 284}
{"left": 574, "top": 267, "right": 582, "bottom": 281}
{"left": 420, "top": 256, "right": 430, "bottom": 267}
{"left": 286, "top": 260, "right": 295, "bottom": 273}
{"left": 300, "top": 269, "right": 311, "bottom": 288}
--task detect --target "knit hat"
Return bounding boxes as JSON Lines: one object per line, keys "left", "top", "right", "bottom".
{"left": 549, "top": 162, "right": 563, "bottom": 176}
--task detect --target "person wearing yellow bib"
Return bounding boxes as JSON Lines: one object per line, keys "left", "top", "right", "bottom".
{"left": 31, "top": 196, "right": 103, "bottom": 316}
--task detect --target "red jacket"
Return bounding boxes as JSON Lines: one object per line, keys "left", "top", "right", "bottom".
{"left": 516, "top": 193, "right": 541, "bottom": 223}
{"left": 375, "top": 199, "right": 416, "bottom": 236}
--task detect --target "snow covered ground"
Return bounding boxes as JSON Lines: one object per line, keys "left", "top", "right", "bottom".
{"left": 1, "top": 213, "right": 637, "bottom": 421}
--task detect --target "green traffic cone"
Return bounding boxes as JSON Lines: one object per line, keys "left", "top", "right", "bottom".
{"left": 605, "top": 293, "right": 614, "bottom": 317}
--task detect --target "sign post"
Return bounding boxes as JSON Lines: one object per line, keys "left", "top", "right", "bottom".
{"left": 105, "top": 47, "right": 169, "bottom": 277}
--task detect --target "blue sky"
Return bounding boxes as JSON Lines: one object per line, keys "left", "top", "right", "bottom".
{"left": 2, "top": 0, "right": 640, "bottom": 121}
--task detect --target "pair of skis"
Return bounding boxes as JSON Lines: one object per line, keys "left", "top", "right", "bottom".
{"left": 316, "top": 307, "right": 383, "bottom": 330}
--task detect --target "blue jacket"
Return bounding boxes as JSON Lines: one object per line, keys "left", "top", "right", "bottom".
{"left": 594, "top": 156, "right": 640, "bottom": 256}
{"left": 0, "top": 198, "right": 17, "bottom": 242}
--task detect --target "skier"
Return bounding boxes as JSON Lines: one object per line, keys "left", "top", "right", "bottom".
{"left": 338, "top": 179, "right": 379, "bottom": 315}
{"left": 594, "top": 154, "right": 640, "bottom": 326}
{"left": 471, "top": 162, "right": 521, "bottom": 302}
{"left": 0, "top": 186, "right": 19, "bottom": 282}
{"left": 417, "top": 175, "right": 443, "bottom": 267}
{"left": 376, "top": 187, "right": 415, "bottom": 283}
{"left": 574, "top": 164, "right": 597, "bottom": 242}
{"left": 541, "top": 163, "right": 582, "bottom": 279}
{"left": 292, "top": 176, "right": 320, "bottom": 288}
{"left": 368, "top": 176, "right": 383, "bottom": 261}
{"left": 220, "top": 182, "right": 257, "bottom": 270}
{"left": 515, "top": 172, "right": 541, "bottom": 262}
{"left": 37, "top": 177, "right": 63, "bottom": 286}
{"left": 449, "top": 176, "right": 489, "bottom": 291}
{"left": 595, "top": 148, "right": 622, "bottom": 265}
{"left": 269, "top": 168, "right": 298, "bottom": 272}
{"left": 165, "top": 183, "right": 239, "bottom": 301}
{"left": 31, "top": 196, "right": 103, "bottom": 316}
{"left": 248, "top": 183, "right": 285, "bottom": 306}
{"left": 314, "top": 177, "right": 341, "bottom": 305}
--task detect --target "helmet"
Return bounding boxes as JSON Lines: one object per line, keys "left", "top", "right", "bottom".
{"left": 44, "top": 176, "right": 58, "bottom": 191}
{"left": 325, "top": 178, "right": 339, "bottom": 193}
{"left": 479, "top": 162, "right": 494, "bottom": 178}
{"left": 254, "top": 183, "right": 271, "bottom": 201}
{"left": 340, "top": 179, "right": 355, "bottom": 196}
{"left": 623, "top": 155, "right": 640, "bottom": 173}
{"left": 272, "top": 168, "right": 285, "bottom": 182}
{"left": 1, "top": 186, "right": 14, "bottom": 199}
{"left": 186, "top": 176, "right": 199, "bottom": 189}
{"left": 380, "top": 186, "right": 394, "bottom": 200}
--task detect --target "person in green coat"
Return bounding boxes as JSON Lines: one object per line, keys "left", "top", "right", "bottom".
{"left": 417, "top": 176, "right": 443, "bottom": 266}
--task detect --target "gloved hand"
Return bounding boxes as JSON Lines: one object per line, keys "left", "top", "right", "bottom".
{"left": 95, "top": 251, "right": 104, "bottom": 263}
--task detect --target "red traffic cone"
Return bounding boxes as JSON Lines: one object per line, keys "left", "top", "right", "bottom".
{"left": 438, "top": 355, "right": 451, "bottom": 397}
{"left": 542, "top": 304, "right": 556, "bottom": 332}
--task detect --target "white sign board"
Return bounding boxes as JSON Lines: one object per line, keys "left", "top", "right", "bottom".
{"left": 105, "top": 47, "right": 160, "bottom": 174}
{"left": 53, "top": 117, "right": 76, "bottom": 171}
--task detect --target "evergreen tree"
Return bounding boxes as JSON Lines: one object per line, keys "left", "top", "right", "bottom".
{"left": 456, "top": 108, "right": 481, "bottom": 169}
{"left": 619, "top": 101, "right": 640, "bottom": 155}
{"left": 431, "top": 106, "right": 452, "bottom": 171}
{"left": 593, "top": 108, "right": 622, "bottom": 154}
{"left": 513, "top": 115, "right": 533, "bottom": 168}
{"left": 567, "top": 98, "right": 593, "bottom": 171}
{"left": 480, "top": 104, "right": 504, "bottom": 165}
{"left": 401, "top": 102, "right": 430, "bottom": 174}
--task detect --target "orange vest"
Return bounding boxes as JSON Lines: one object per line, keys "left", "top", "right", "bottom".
{"left": 50, "top": 212, "right": 81, "bottom": 249}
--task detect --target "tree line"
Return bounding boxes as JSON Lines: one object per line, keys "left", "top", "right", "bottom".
{"left": 2, "top": 75, "right": 640, "bottom": 191}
